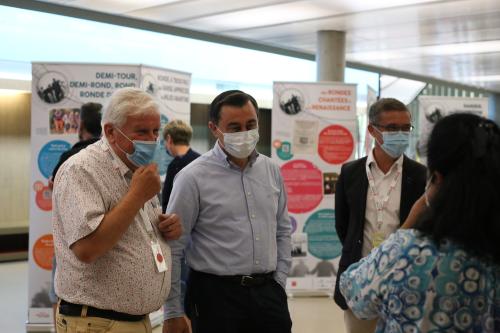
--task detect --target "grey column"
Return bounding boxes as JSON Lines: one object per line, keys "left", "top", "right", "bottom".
{"left": 316, "top": 30, "right": 346, "bottom": 82}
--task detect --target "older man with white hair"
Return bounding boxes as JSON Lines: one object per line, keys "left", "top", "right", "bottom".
{"left": 52, "top": 88, "right": 182, "bottom": 333}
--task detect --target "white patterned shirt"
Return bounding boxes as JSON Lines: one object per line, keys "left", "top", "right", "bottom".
{"left": 52, "top": 139, "right": 171, "bottom": 315}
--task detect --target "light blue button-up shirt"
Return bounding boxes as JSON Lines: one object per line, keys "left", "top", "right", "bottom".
{"left": 164, "top": 142, "right": 292, "bottom": 319}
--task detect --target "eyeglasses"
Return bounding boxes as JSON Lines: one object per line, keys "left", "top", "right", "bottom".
{"left": 373, "top": 124, "right": 414, "bottom": 132}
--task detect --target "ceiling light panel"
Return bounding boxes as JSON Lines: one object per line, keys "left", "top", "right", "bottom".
{"left": 175, "top": 1, "right": 339, "bottom": 32}
{"left": 127, "top": 0, "right": 294, "bottom": 24}
{"left": 39, "top": 0, "right": 186, "bottom": 14}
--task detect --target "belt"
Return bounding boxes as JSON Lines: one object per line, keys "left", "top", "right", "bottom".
{"left": 192, "top": 270, "right": 275, "bottom": 287}
{"left": 58, "top": 299, "right": 145, "bottom": 322}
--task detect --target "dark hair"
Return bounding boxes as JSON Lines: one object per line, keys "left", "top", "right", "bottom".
{"left": 415, "top": 113, "right": 500, "bottom": 263}
{"left": 209, "top": 90, "right": 259, "bottom": 124}
{"left": 80, "top": 102, "right": 102, "bottom": 137}
{"left": 368, "top": 98, "right": 409, "bottom": 124}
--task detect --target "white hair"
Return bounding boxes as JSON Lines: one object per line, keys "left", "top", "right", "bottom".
{"left": 102, "top": 88, "right": 160, "bottom": 127}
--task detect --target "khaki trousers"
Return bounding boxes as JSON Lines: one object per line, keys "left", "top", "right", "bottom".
{"left": 344, "top": 309, "right": 377, "bottom": 333}
{"left": 55, "top": 304, "right": 152, "bottom": 333}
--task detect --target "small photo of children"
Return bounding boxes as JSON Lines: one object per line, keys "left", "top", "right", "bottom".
{"left": 323, "top": 172, "right": 339, "bottom": 195}
{"left": 50, "top": 108, "right": 80, "bottom": 134}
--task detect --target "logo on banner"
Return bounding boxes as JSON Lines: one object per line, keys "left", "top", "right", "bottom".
{"left": 142, "top": 73, "right": 159, "bottom": 97}
{"left": 35, "top": 71, "right": 69, "bottom": 104}
{"left": 279, "top": 89, "right": 305, "bottom": 115}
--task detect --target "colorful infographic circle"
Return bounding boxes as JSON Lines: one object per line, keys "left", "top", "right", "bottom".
{"left": 303, "top": 209, "right": 342, "bottom": 259}
{"left": 34, "top": 181, "right": 52, "bottom": 211}
{"left": 281, "top": 160, "right": 323, "bottom": 214}
{"left": 318, "top": 124, "right": 354, "bottom": 165}
{"left": 277, "top": 141, "right": 293, "bottom": 160}
{"left": 33, "top": 234, "right": 54, "bottom": 271}
{"left": 37, "top": 140, "right": 71, "bottom": 179}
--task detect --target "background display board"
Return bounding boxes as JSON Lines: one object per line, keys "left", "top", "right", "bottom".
{"left": 417, "top": 96, "right": 488, "bottom": 163}
{"left": 28, "top": 62, "right": 191, "bottom": 327}
{"left": 272, "top": 81, "right": 357, "bottom": 294}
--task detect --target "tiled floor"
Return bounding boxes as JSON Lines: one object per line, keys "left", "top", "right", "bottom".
{"left": 0, "top": 260, "right": 345, "bottom": 333}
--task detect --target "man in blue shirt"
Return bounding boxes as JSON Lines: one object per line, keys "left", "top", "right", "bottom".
{"left": 161, "top": 119, "right": 200, "bottom": 331}
{"left": 163, "top": 90, "right": 292, "bottom": 333}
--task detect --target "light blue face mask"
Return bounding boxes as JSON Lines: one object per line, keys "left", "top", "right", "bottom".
{"left": 375, "top": 129, "right": 410, "bottom": 158}
{"left": 115, "top": 127, "right": 158, "bottom": 167}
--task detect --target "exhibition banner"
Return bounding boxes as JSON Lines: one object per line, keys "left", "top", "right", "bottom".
{"left": 417, "top": 96, "right": 488, "bottom": 162}
{"left": 272, "top": 81, "right": 357, "bottom": 294}
{"left": 28, "top": 63, "right": 191, "bottom": 326}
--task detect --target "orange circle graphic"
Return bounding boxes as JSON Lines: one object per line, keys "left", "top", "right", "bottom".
{"left": 33, "top": 234, "right": 54, "bottom": 270}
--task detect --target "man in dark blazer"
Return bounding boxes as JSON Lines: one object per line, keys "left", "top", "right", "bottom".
{"left": 334, "top": 98, "right": 427, "bottom": 333}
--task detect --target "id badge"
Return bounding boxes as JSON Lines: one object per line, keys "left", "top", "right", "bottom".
{"left": 372, "top": 232, "right": 385, "bottom": 248}
{"left": 151, "top": 241, "right": 167, "bottom": 273}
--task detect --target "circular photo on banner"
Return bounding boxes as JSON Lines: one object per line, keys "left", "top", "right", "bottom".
{"left": 280, "top": 160, "right": 323, "bottom": 214}
{"left": 33, "top": 181, "right": 52, "bottom": 211}
{"left": 425, "top": 103, "right": 445, "bottom": 124}
{"left": 33, "top": 234, "right": 54, "bottom": 271}
{"left": 318, "top": 124, "right": 354, "bottom": 165}
{"left": 278, "top": 88, "right": 305, "bottom": 115}
{"left": 303, "top": 209, "right": 342, "bottom": 260}
{"left": 276, "top": 141, "right": 293, "bottom": 161}
{"left": 35, "top": 71, "right": 69, "bottom": 104}
{"left": 38, "top": 140, "right": 71, "bottom": 179}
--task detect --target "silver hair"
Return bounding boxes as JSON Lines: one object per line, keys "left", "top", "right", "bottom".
{"left": 102, "top": 88, "right": 160, "bottom": 127}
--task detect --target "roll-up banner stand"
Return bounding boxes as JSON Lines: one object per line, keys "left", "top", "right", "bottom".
{"left": 27, "top": 62, "right": 191, "bottom": 332}
{"left": 272, "top": 81, "right": 357, "bottom": 296}
{"left": 417, "top": 96, "right": 488, "bottom": 164}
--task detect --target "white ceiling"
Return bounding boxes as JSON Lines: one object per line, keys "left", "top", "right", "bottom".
{"left": 38, "top": 0, "right": 500, "bottom": 92}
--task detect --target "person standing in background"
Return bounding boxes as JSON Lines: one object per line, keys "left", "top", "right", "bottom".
{"left": 334, "top": 98, "right": 426, "bottom": 333}
{"left": 48, "top": 102, "right": 103, "bottom": 323}
{"left": 161, "top": 119, "right": 200, "bottom": 212}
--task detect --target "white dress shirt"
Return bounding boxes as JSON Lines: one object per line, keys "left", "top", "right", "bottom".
{"left": 362, "top": 149, "right": 403, "bottom": 257}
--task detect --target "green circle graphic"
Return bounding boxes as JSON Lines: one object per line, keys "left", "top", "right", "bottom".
{"left": 303, "top": 209, "right": 341, "bottom": 259}
{"left": 277, "top": 141, "right": 293, "bottom": 160}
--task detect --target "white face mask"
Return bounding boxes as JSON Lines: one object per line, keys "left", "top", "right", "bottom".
{"left": 218, "top": 128, "right": 259, "bottom": 158}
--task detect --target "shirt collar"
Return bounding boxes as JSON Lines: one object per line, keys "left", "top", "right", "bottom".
{"left": 213, "top": 140, "right": 259, "bottom": 168}
{"left": 367, "top": 148, "right": 404, "bottom": 172}
{"left": 102, "top": 138, "right": 133, "bottom": 177}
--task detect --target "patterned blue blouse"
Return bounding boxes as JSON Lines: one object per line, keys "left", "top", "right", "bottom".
{"left": 339, "top": 229, "right": 500, "bottom": 332}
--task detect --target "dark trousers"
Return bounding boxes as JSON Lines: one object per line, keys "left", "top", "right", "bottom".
{"left": 185, "top": 270, "right": 292, "bottom": 333}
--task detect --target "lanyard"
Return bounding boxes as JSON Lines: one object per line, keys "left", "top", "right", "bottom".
{"left": 365, "top": 160, "right": 402, "bottom": 230}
